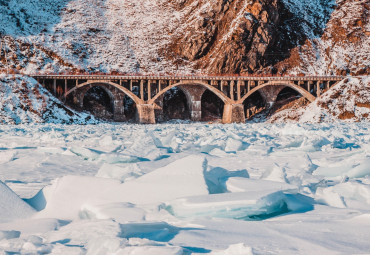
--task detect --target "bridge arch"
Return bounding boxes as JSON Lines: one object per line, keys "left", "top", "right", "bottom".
{"left": 65, "top": 81, "right": 144, "bottom": 105}
{"left": 236, "top": 81, "right": 316, "bottom": 104}
{"left": 148, "top": 80, "right": 233, "bottom": 105}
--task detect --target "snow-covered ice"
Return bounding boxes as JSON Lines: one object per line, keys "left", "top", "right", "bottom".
{"left": 0, "top": 122, "right": 370, "bottom": 254}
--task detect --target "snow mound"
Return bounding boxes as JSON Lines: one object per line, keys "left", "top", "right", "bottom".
{"left": 95, "top": 163, "right": 142, "bottom": 182}
{"left": 270, "top": 77, "right": 370, "bottom": 123}
{"left": 226, "top": 178, "right": 297, "bottom": 193}
{"left": 316, "top": 181, "right": 370, "bottom": 209}
{"left": 210, "top": 243, "right": 254, "bottom": 255}
{"left": 31, "top": 155, "right": 210, "bottom": 219}
{"left": 0, "top": 74, "right": 95, "bottom": 124}
{"left": 0, "top": 181, "right": 35, "bottom": 223}
{"left": 165, "top": 182, "right": 311, "bottom": 220}
{"left": 79, "top": 203, "right": 146, "bottom": 223}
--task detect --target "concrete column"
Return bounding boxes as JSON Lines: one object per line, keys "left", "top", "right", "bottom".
{"left": 140, "top": 80, "right": 144, "bottom": 100}
{"left": 179, "top": 85, "right": 206, "bottom": 122}
{"left": 158, "top": 80, "right": 162, "bottom": 91}
{"left": 222, "top": 104, "right": 245, "bottom": 124}
{"left": 148, "top": 80, "right": 152, "bottom": 100}
{"left": 130, "top": 80, "right": 133, "bottom": 91}
{"left": 258, "top": 85, "right": 285, "bottom": 108}
{"left": 247, "top": 80, "right": 251, "bottom": 92}
{"left": 230, "top": 81, "right": 234, "bottom": 101}
{"left": 317, "top": 81, "right": 321, "bottom": 97}
{"left": 137, "top": 104, "right": 155, "bottom": 124}
{"left": 237, "top": 80, "right": 241, "bottom": 100}
{"left": 307, "top": 81, "right": 311, "bottom": 93}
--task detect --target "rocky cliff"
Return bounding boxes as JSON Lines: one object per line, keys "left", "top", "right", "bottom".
{"left": 165, "top": 0, "right": 334, "bottom": 74}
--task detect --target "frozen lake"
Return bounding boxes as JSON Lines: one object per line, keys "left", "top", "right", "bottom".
{"left": 0, "top": 123, "right": 369, "bottom": 254}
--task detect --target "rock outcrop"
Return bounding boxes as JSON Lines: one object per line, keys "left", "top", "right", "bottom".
{"left": 273, "top": 0, "right": 369, "bottom": 76}
{"left": 165, "top": 0, "right": 333, "bottom": 74}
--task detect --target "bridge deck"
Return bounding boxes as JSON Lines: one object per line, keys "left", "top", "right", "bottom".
{"left": 29, "top": 74, "right": 345, "bottom": 81}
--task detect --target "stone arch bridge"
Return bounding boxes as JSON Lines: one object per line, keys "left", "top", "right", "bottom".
{"left": 31, "top": 75, "right": 344, "bottom": 124}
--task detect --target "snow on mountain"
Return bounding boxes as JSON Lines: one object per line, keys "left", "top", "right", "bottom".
{"left": 0, "top": 0, "right": 193, "bottom": 74}
{"left": 0, "top": 74, "right": 95, "bottom": 124}
{"left": 1, "top": 0, "right": 367, "bottom": 75}
{"left": 269, "top": 76, "right": 370, "bottom": 123}
{"left": 277, "top": 0, "right": 369, "bottom": 75}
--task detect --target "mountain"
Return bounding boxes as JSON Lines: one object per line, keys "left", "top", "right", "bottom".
{"left": 0, "top": 0, "right": 368, "bottom": 75}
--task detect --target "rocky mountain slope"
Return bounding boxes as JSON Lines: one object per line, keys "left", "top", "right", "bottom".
{"left": 274, "top": 0, "right": 369, "bottom": 76}
{"left": 0, "top": 0, "right": 367, "bottom": 75}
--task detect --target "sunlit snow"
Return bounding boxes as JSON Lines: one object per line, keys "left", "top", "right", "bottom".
{"left": 0, "top": 123, "right": 370, "bottom": 254}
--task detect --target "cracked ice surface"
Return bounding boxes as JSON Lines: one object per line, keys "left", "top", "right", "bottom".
{"left": 0, "top": 123, "right": 370, "bottom": 254}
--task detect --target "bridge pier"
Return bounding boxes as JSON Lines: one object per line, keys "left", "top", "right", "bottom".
{"left": 137, "top": 104, "right": 155, "bottom": 124}
{"left": 222, "top": 104, "right": 245, "bottom": 124}
{"left": 180, "top": 85, "right": 206, "bottom": 122}
{"left": 113, "top": 89, "right": 126, "bottom": 122}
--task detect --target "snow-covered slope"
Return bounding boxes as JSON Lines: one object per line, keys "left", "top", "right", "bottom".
{"left": 276, "top": 0, "right": 369, "bottom": 76}
{"left": 0, "top": 0, "right": 192, "bottom": 74}
{"left": 0, "top": 74, "right": 95, "bottom": 124}
{"left": 270, "top": 77, "right": 370, "bottom": 123}
{"left": 0, "top": 0, "right": 367, "bottom": 75}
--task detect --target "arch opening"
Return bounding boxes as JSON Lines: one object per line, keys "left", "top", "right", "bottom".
{"left": 243, "top": 91, "right": 266, "bottom": 121}
{"left": 270, "top": 87, "right": 308, "bottom": 114}
{"left": 201, "top": 89, "right": 224, "bottom": 122}
{"left": 276, "top": 87, "right": 301, "bottom": 104}
{"left": 83, "top": 86, "right": 114, "bottom": 120}
{"left": 160, "top": 87, "right": 191, "bottom": 122}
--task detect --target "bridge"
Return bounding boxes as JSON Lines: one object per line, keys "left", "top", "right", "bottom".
{"left": 30, "top": 74, "right": 345, "bottom": 124}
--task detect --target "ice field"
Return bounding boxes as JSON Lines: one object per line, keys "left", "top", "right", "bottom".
{"left": 0, "top": 123, "right": 370, "bottom": 254}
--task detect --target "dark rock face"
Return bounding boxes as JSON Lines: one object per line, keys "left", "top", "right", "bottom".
{"left": 166, "top": 0, "right": 331, "bottom": 74}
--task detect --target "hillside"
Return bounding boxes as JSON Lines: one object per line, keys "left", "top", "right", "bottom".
{"left": 0, "top": 0, "right": 368, "bottom": 75}
{"left": 269, "top": 77, "right": 370, "bottom": 123}
{"left": 0, "top": 74, "right": 95, "bottom": 124}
